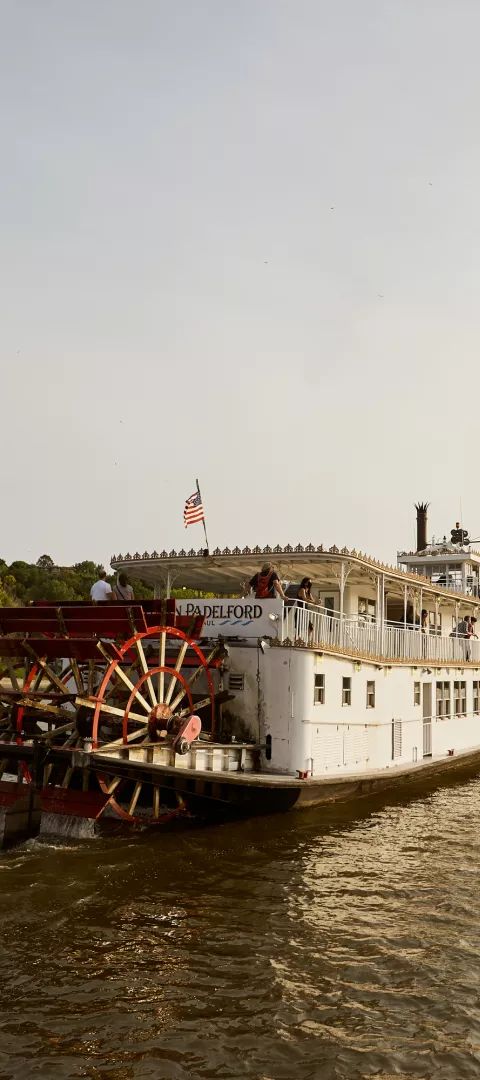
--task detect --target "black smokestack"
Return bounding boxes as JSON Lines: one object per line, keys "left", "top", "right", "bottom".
{"left": 415, "top": 502, "right": 429, "bottom": 551}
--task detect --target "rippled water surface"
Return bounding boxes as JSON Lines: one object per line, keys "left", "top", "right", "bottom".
{"left": 1, "top": 777, "right": 480, "bottom": 1079}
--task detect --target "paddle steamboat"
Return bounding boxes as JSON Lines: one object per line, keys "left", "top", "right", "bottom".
{"left": 1, "top": 503, "right": 480, "bottom": 838}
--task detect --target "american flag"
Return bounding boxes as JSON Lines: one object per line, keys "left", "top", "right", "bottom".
{"left": 184, "top": 489, "right": 205, "bottom": 527}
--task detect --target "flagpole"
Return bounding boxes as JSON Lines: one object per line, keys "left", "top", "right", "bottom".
{"left": 196, "top": 478, "right": 210, "bottom": 553}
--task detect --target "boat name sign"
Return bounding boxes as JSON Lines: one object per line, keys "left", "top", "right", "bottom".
{"left": 174, "top": 598, "right": 284, "bottom": 638}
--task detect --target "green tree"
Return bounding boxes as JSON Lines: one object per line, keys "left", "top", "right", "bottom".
{"left": 36, "top": 555, "right": 55, "bottom": 570}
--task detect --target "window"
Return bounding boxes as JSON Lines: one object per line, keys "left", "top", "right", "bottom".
{"left": 358, "top": 597, "right": 376, "bottom": 622}
{"left": 454, "top": 681, "right": 467, "bottom": 717}
{"left": 324, "top": 597, "right": 335, "bottom": 613}
{"left": 414, "top": 682, "right": 421, "bottom": 706}
{"left": 342, "top": 677, "right": 351, "bottom": 706}
{"left": 474, "top": 681, "right": 480, "bottom": 715}
{"left": 436, "top": 681, "right": 451, "bottom": 719}
{"left": 314, "top": 673, "right": 325, "bottom": 705}
{"left": 366, "top": 681, "right": 375, "bottom": 708}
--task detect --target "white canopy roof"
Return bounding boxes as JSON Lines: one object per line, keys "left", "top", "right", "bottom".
{"left": 110, "top": 544, "right": 480, "bottom": 607}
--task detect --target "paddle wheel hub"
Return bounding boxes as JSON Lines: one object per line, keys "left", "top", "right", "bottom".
{"left": 147, "top": 702, "right": 174, "bottom": 740}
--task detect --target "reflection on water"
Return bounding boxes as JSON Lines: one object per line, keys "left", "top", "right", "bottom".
{"left": 1, "top": 778, "right": 480, "bottom": 1079}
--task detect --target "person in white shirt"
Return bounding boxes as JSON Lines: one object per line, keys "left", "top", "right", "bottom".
{"left": 90, "top": 571, "right": 113, "bottom": 603}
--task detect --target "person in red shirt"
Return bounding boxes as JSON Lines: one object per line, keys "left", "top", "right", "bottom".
{"left": 249, "top": 563, "right": 288, "bottom": 601}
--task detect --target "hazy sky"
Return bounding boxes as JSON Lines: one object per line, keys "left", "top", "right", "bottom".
{"left": 2, "top": 0, "right": 480, "bottom": 569}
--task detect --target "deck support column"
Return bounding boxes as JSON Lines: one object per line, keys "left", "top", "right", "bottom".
{"left": 339, "top": 561, "right": 345, "bottom": 646}
{"left": 403, "top": 584, "right": 407, "bottom": 630}
{"left": 380, "top": 572, "right": 386, "bottom": 656}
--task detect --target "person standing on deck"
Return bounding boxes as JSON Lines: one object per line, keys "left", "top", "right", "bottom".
{"left": 296, "top": 577, "right": 314, "bottom": 637}
{"left": 90, "top": 570, "right": 113, "bottom": 603}
{"left": 250, "top": 563, "right": 288, "bottom": 601}
{"left": 298, "top": 578, "right": 314, "bottom": 606}
{"left": 454, "top": 615, "right": 470, "bottom": 638}
{"left": 452, "top": 614, "right": 471, "bottom": 660}
{"left": 114, "top": 572, "right": 135, "bottom": 601}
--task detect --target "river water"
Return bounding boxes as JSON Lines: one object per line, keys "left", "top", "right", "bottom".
{"left": 1, "top": 776, "right": 480, "bottom": 1080}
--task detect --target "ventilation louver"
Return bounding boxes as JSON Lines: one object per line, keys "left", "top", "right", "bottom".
{"left": 229, "top": 673, "right": 245, "bottom": 693}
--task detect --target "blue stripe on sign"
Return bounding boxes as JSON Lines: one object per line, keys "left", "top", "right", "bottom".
{"left": 219, "top": 618, "right": 254, "bottom": 626}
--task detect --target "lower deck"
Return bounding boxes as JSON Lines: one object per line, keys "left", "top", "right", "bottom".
{"left": 84, "top": 739, "right": 480, "bottom": 815}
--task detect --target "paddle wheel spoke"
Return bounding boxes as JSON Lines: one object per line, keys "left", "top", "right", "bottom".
{"left": 169, "top": 643, "right": 222, "bottom": 713}
{"left": 164, "top": 639, "right": 189, "bottom": 706}
{"left": 134, "top": 638, "right": 157, "bottom": 708}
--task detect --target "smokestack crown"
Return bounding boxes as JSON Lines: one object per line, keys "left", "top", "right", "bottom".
{"left": 415, "top": 501, "right": 429, "bottom": 552}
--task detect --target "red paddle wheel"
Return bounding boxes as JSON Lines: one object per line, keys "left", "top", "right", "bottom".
{"left": 0, "top": 600, "right": 223, "bottom": 826}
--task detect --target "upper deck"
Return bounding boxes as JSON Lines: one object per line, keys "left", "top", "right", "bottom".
{"left": 111, "top": 542, "right": 480, "bottom": 666}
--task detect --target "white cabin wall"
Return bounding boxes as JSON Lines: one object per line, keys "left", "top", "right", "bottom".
{"left": 217, "top": 641, "right": 480, "bottom": 779}
{"left": 221, "top": 645, "right": 262, "bottom": 742}
{"left": 343, "top": 585, "right": 359, "bottom": 617}
{"left": 344, "top": 584, "right": 376, "bottom": 619}
{"left": 316, "top": 590, "right": 339, "bottom": 610}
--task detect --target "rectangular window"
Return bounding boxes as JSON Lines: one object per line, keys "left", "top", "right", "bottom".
{"left": 414, "top": 682, "right": 421, "bottom": 706}
{"left": 314, "top": 673, "right": 325, "bottom": 705}
{"left": 474, "top": 681, "right": 480, "bottom": 715}
{"left": 454, "top": 681, "right": 467, "bottom": 717}
{"left": 342, "top": 677, "right": 351, "bottom": 706}
{"left": 366, "top": 681, "right": 375, "bottom": 708}
{"left": 436, "top": 681, "right": 451, "bottom": 719}
{"left": 358, "top": 597, "right": 376, "bottom": 622}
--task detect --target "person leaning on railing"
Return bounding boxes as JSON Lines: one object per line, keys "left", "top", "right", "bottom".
{"left": 450, "top": 614, "right": 475, "bottom": 660}
{"left": 297, "top": 578, "right": 313, "bottom": 606}
{"left": 295, "top": 578, "right": 315, "bottom": 637}
{"left": 451, "top": 616, "right": 469, "bottom": 638}
{"left": 250, "top": 563, "right": 288, "bottom": 601}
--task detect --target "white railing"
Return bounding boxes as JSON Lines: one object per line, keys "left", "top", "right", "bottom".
{"left": 281, "top": 603, "right": 480, "bottom": 663}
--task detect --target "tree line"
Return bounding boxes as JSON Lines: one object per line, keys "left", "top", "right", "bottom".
{"left": 0, "top": 557, "right": 153, "bottom": 606}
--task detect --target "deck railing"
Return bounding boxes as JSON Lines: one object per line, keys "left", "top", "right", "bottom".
{"left": 281, "top": 604, "right": 480, "bottom": 664}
